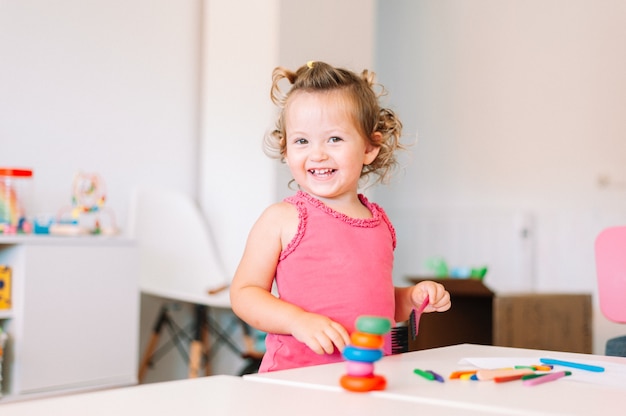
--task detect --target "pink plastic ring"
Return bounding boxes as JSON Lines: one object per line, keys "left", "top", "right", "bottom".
{"left": 345, "top": 361, "right": 374, "bottom": 377}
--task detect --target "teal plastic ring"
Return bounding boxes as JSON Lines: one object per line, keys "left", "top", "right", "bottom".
{"left": 342, "top": 345, "right": 383, "bottom": 363}
{"left": 355, "top": 316, "right": 392, "bottom": 335}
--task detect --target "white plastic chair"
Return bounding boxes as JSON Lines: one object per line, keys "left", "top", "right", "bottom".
{"left": 129, "top": 187, "right": 261, "bottom": 381}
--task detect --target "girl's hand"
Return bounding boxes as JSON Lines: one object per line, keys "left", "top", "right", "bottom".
{"left": 291, "top": 312, "right": 351, "bottom": 355}
{"left": 411, "top": 281, "right": 451, "bottom": 313}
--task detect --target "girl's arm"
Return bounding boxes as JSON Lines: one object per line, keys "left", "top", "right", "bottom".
{"left": 230, "top": 202, "right": 350, "bottom": 355}
{"left": 394, "top": 281, "right": 451, "bottom": 323}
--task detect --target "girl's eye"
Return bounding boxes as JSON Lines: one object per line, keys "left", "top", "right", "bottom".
{"left": 294, "top": 138, "right": 308, "bottom": 145}
{"left": 328, "top": 136, "right": 343, "bottom": 143}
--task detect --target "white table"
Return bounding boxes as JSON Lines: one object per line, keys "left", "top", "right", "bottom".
{"left": 246, "top": 344, "right": 626, "bottom": 415}
{"left": 1, "top": 374, "right": 513, "bottom": 416}
{"left": 2, "top": 344, "right": 625, "bottom": 415}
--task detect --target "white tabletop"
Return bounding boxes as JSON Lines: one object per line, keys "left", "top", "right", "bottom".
{"left": 3, "top": 345, "right": 625, "bottom": 415}
{"left": 0, "top": 374, "right": 519, "bottom": 416}
{"left": 246, "top": 343, "right": 626, "bottom": 416}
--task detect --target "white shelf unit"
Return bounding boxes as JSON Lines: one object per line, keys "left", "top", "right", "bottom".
{"left": 0, "top": 235, "right": 138, "bottom": 401}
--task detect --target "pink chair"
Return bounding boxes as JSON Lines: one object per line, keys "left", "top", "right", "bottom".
{"left": 595, "top": 226, "right": 626, "bottom": 324}
{"left": 595, "top": 226, "right": 626, "bottom": 356}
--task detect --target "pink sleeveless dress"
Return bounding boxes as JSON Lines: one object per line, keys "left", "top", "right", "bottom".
{"left": 259, "top": 191, "right": 397, "bottom": 372}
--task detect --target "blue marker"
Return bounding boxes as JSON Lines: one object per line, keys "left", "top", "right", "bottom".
{"left": 539, "top": 358, "right": 605, "bottom": 373}
{"left": 426, "top": 370, "right": 445, "bottom": 383}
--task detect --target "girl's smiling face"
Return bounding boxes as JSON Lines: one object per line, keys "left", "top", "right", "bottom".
{"left": 284, "top": 89, "right": 380, "bottom": 205}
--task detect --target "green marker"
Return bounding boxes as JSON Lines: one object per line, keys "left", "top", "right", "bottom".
{"left": 414, "top": 368, "right": 435, "bottom": 381}
{"left": 522, "top": 373, "right": 546, "bottom": 381}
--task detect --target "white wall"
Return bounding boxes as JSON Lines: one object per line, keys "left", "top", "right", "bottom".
{"left": 0, "top": 0, "right": 201, "bottom": 227}
{"left": 199, "top": 0, "right": 280, "bottom": 276}
{"left": 375, "top": 0, "right": 626, "bottom": 352}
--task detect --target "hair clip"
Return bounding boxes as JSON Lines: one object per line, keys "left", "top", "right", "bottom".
{"left": 307, "top": 61, "right": 315, "bottom": 69}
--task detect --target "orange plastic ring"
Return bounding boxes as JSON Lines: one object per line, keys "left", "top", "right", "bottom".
{"left": 350, "top": 332, "right": 384, "bottom": 349}
{"left": 340, "top": 374, "right": 387, "bottom": 392}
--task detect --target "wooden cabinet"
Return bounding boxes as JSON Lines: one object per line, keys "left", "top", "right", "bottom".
{"left": 0, "top": 236, "right": 138, "bottom": 401}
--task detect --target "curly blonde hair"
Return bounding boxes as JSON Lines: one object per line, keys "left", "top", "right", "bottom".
{"left": 264, "top": 61, "right": 404, "bottom": 186}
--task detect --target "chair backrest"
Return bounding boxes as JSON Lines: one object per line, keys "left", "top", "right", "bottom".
{"left": 128, "top": 187, "right": 230, "bottom": 306}
{"left": 595, "top": 226, "right": 626, "bottom": 323}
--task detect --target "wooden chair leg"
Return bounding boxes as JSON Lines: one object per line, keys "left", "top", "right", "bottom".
{"left": 188, "top": 304, "right": 208, "bottom": 378}
{"left": 138, "top": 332, "right": 160, "bottom": 383}
{"left": 201, "top": 317, "right": 211, "bottom": 376}
{"left": 188, "top": 340, "right": 203, "bottom": 378}
{"left": 138, "top": 306, "right": 169, "bottom": 383}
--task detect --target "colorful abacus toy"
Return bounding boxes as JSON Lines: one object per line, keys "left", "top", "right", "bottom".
{"left": 339, "top": 316, "right": 391, "bottom": 392}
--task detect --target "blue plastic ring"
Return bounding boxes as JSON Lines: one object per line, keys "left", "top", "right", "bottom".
{"left": 342, "top": 345, "right": 383, "bottom": 363}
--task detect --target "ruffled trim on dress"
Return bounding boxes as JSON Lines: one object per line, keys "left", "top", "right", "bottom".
{"left": 296, "top": 191, "right": 381, "bottom": 227}
{"left": 279, "top": 196, "right": 307, "bottom": 261}
{"left": 279, "top": 191, "right": 397, "bottom": 261}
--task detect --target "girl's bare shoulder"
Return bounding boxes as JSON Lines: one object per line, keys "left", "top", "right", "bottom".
{"left": 253, "top": 200, "right": 299, "bottom": 232}
{"left": 256, "top": 201, "right": 299, "bottom": 248}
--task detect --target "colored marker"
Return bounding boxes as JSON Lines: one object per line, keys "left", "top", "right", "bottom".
{"left": 450, "top": 370, "right": 477, "bottom": 379}
{"left": 522, "top": 373, "right": 547, "bottom": 381}
{"left": 514, "top": 364, "right": 552, "bottom": 371}
{"left": 476, "top": 368, "right": 534, "bottom": 381}
{"left": 494, "top": 373, "right": 528, "bottom": 383}
{"left": 413, "top": 368, "right": 435, "bottom": 381}
{"left": 523, "top": 371, "right": 571, "bottom": 386}
{"left": 426, "top": 370, "right": 445, "bottom": 383}
{"left": 540, "top": 358, "right": 605, "bottom": 373}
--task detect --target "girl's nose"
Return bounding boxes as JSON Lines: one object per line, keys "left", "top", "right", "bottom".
{"left": 309, "top": 143, "right": 329, "bottom": 161}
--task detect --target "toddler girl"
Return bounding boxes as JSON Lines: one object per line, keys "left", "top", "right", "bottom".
{"left": 230, "top": 61, "right": 451, "bottom": 372}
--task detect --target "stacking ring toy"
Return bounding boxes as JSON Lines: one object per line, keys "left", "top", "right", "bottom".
{"left": 355, "top": 316, "right": 391, "bottom": 335}
{"left": 351, "top": 332, "right": 384, "bottom": 349}
{"left": 346, "top": 361, "right": 374, "bottom": 377}
{"left": 340, "top": 374, "right": 387, "bottom": 392}
{"left": 342, "top": 345, "right": 383, "bottom": 363}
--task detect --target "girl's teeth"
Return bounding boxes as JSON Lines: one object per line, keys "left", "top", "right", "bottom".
{"left": 311, "top": 169, "right": 333, "bottom": 175}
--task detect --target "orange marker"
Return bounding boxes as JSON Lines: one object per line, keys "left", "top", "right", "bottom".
{"left": 449, "top": 370, "right": 478, "bottom": 379}
{"left": 494, "top": 373, "right": 535, "bottom": 383}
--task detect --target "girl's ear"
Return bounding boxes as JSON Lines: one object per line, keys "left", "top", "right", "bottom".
{"left": 364, "top": 132, "right": 382, "bottom": 165}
